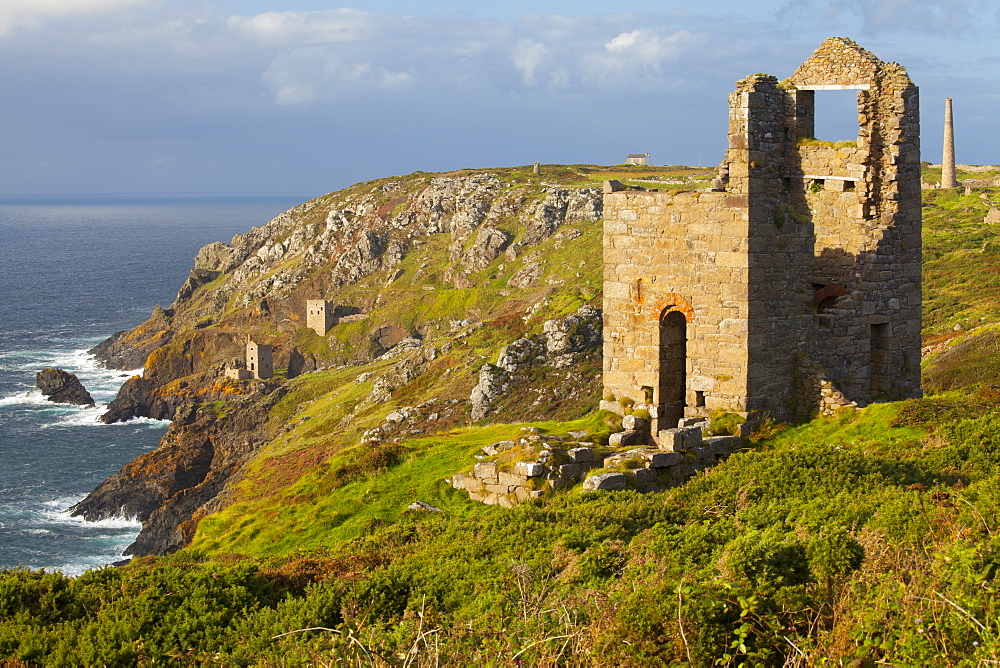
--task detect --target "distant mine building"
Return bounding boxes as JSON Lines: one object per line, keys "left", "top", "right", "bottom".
{"left": 626, "top": 153, "right": 650, "bottom": 166}
{"left": 246, "top": 336, "right": 273, "bottom": 380}
{"left": 306, "top": 299, "right": 335, "bottom": 336}
{"left": 603, "top": 37, "right": 922, "bottom": 440}
{"left": 224, "top": 366, "right": 252, "bottom": 381}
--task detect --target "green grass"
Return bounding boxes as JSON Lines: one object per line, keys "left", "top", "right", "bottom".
{"left": 190, "top": 412, "right": 614, "bottom": 556}
{"left": 922, "top": 184, "right": 1000, "bottom": 335}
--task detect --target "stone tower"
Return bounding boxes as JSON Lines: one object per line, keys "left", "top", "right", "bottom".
{"left": 246, "top": 335, "right": 273, "bottom": 380}
{"left": 602, "top": 37, "right": 922, "bottom": 438}
{"left": 941, "top": 97, "right": 957, "bottom": 188}
{"left": 306, "top": 299, "right": 335, "bottom": 336}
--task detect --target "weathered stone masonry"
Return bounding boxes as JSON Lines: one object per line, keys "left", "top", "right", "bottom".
{"left": 603, "top": 38, "right": 922, "bottom": 436}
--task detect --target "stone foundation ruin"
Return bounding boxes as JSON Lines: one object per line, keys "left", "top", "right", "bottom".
{"left": 603, "top": 37, "right": 923, "bottom": 441}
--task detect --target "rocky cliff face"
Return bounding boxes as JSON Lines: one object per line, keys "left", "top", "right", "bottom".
{"left": 92, "top": 170, "right": 603, "bottom": 422}
{"left": 72, "top": 386, "right": 285, "bottom": 554}
{"left": 80, "top": 165, "right": 616, "bottom": 556}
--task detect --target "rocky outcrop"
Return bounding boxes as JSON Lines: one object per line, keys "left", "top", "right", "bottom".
{"left": 35, "top": 368, "right": 95, "bottom": 406}
{"left": 79, "top": 168, "right": 607, "bottom": 555}
{"left": 496, "top": 305, "right": 602, "bottom": 374}
{"left": 89, "top": 305, "right": 174, "bottom": 371}
{"left": 73, "top": 387, "right": 284, "bottom": 556}
{"left": 543, "top": 305, "right": 603, "bottom": 368}
{"left": 193, "top": 241, "right": 234, "bottom": 271}
{"left": 99, "top": 376, "right": 170, "bottom": 423}
{"left": 458, "top": 226, "right": 512, "bottom": 272}
{"left": 524, "top": 188, "right": 601, "bottom": 245}
{"left": 470, "top": 364, "right": 509, "bottom": 421}
{"left": 175, "top": 268, "right": 221, "bottom": 303}
{"left": 470, "top": 306, "right": 603, "bottom": 421}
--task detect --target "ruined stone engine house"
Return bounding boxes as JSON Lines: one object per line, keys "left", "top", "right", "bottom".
{"left": 602, "top": 38, "right": 922, "bottom": 437}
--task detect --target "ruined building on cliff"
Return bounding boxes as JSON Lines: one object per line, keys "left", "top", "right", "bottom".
{"left": 602, "top": 37, "right": 922, "bottom": 439}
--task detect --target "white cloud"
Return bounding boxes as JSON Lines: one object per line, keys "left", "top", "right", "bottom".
{"left": 0, "top": 0, "right": 147, "bottom": 36}
{"left": 260, "top": 47, "right": 414, "bottom": 105}
{"left": 605, "top": 29, "right": 641, "bottom": 52}
{"left": 226, "top": 9, "right": 377, "bottom": 46}
{"left": 0, "top": 2, "right": 994, "bottom": 194}
{"left": 512, "top": 40, "right": 547, "bottom": 87}
{"left": 584, "top": 28, "right": 704, "bottom": 82}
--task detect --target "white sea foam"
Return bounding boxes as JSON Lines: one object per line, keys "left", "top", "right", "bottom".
{"left": 0, "top": 389, "right": 49, "bottom": 407}
{"left": 0, "top": 346, "right": 143, "bottom": 412}
{"left": 44, "top": 409, "right": 170, "bottom": 429}
{"left": 4, "top": 498, "right": 143, "bottom": 574}
{"left": 58, "top": 551, "right": 133, "bottom": 577}
{"left": 40, "top": 498, "right": 141, "bottom": 530}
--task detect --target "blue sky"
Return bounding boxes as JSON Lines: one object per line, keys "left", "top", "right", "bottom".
{"left": 1, "top": 0, "right": 996, "bottom": 194}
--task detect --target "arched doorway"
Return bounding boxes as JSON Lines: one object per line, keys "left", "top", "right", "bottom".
{"left": 659, "top": 310, "right": 687, "bottom": 429}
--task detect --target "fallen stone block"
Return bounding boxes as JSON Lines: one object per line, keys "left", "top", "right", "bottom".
{"left": 694, "top": 446, "right": 716, "bottom": 465}
{"left": 568, "top": 447, "right": 594, "bottom": 463}
{"left": 633, "top": 468, "right": 657, "bottom": 486}
{"left": 385, "top": 410, "right": 409, "bottom": 423}
{"left": 679, "top": 417, "right": 710, "bottom": 434}
{"left": 473, "top": 462, "right": 498, "bottom": 482}
{"left": 599, "top": 399, "right": 624, "bottom": 415}
{"left": 514, "top": 461, "right": 545, "bottom": 477}
{"left": 644, "top": 451, "right": 682, "bottom": 468}
{"left": 559, "top": 463, "right": 584, "bottom": 479}
{"left": 498, "top": 471, "right": 528, "bottom": 487}
{"left": 705, "top": 435, "right": 741, "bottom": 457}
{"left": 482, "top": 440, "right": 516, "bottom": 456}
{"left": 622, "top": 414, "right": 649, "bottom": 431}
{"left": 657, "top": 426, "right": 702, "bottom": 453}
{"left": 450, "top": 473, "right": 479, "bottom": 492}
{"left": 408, "top": 501, "right": 443, "bottom": 512}
{"left": 609, "top": 430, "right": 644, "bottom": 447}
{"left": 582, "top": 472, "right": 628, "bottom": 491}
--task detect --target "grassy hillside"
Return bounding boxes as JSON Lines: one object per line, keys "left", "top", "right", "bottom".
{"left": 922, "top": 181, "right": 1000, "bottom": 337}
{"left": 5, "top": 166, "right": 1000, "bottom": 665}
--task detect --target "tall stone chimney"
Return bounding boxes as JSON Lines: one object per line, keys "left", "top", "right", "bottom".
{"left": 942, "top": 97, "right": 957, "bottom": 188}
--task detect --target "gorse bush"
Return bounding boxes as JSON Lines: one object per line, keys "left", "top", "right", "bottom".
{"left": 6, "top": 398, "right": 1000, "bottom": 664}
{"left": 6, "top": 171, "right": 1000, "bottom": 664}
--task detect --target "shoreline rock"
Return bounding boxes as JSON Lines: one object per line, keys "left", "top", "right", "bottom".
{"left": 35, "top": 368, "right": 95, "bottom": 407}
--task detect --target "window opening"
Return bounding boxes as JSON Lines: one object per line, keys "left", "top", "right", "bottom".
{"left": 811, "top": 89, "right": 860, "bottom": 144}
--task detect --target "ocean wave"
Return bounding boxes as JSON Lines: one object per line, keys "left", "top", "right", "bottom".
{"left": 40, "top": 410, "right": 170, "bottom": 429}
{"left": 58, "top": 552, "right": 133, "bottom": 577}
{"left": 41, "top": 498, "right": 142, "bottom": 530}
{"left": 0, "top": 389, "right": 49, "bottom": 407}
{"left": 0, "top": 347, "right": 140, "bottom": 389}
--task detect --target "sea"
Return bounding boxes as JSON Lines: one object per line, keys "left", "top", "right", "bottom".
{"left": 0, "top": 192, "right": 311, "bottom": 575}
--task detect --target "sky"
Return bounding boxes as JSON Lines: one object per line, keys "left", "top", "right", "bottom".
{"left": 0, "top": 0, "right": 996, "bottom": 195}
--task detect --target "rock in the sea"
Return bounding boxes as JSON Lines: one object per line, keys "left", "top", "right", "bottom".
{"left": 35, "top": 368, "right": 95, "bottom": 406}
